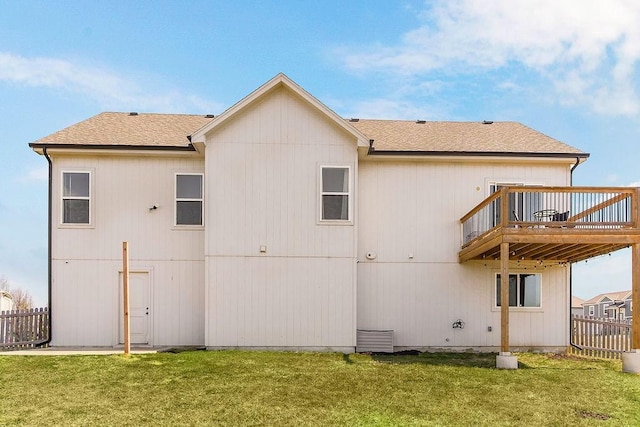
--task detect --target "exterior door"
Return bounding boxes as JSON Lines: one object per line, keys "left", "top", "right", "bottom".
{"left": 120, "top": 271, "right": 150, "bottom": 344}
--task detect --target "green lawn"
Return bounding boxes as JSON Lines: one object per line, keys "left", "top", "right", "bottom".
{"left": 1, "top": 351, "right": 639, "bottom": 426}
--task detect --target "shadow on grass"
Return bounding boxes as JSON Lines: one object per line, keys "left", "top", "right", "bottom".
{"left": 342, "top": 353, "right": 354, "bottom": 365}
{"left": 365, "top": 351, "right": 618, "bottom": 371}
{"left": 368, "top": 351, "right": 498, "bottom": 368}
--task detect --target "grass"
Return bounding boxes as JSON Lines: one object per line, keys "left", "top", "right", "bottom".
{"left": 0, "top": 351, "right": 639, "bottom": 426}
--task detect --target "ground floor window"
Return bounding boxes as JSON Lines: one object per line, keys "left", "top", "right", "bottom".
{"left": 496, "top": 273, "right": 541, "bottom": 308}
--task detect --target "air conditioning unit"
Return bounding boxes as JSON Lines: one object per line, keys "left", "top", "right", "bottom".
{"left": 356, "top": 329, "right": 394, "bottom": 353}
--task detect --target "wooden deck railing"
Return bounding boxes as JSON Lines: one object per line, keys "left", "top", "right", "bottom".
{"left": 570, "top": 315, "right": 632, "bottom": 359}
{"left": 461, "top": 187, "right": 637, "bottom": 246}
{"left": 0, "top": 307, "right": 49, "bottom": 350}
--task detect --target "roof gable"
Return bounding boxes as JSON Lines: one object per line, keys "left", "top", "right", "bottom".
{"left": 582, "top": 290, "right": 631, "bottom": 305}
{"left": 28, "top": 75, "right": 589, "bottom": 159}
{"left": 191, "top": 73, "right": 369, "bottom": 147}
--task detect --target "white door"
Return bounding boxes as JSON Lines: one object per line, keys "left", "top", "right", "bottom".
{"left": 120, "top": 271, "right": 150, "bottom": 344}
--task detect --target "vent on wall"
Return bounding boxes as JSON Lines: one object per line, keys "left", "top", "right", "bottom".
{"left": 356, "top": 329, "right": 394, "bottom": 353}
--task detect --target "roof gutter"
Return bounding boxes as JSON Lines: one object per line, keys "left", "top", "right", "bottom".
{"left": 40, "top": 148, "right": 53, "bottom": 347}
{"left": 29, "top": 143, "right": 197, "bottom": 152}
{"left": 570, "top": 156, "right": 582, "bottom": 173}
{"left": 366, "top": 149, "right": 590, "bottom": 159}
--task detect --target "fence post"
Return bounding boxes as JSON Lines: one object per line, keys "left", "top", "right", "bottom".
{"left": 122, "top": 241, "right": 131, "bottom": 355}
{"left": 0, "top": 308, "right": 50, "bottom": 349}
{"left": 573, "top": 315, "right": 633, "bottom": 359}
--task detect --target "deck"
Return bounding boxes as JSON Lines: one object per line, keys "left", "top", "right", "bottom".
{"left": 459, "top": 185, "right": 640, "bottom": 357}
{"left": 459, "top": 186, "right": 640, "bottom": 263}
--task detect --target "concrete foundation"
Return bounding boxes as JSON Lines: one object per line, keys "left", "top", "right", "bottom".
{"left": 621, "top": 349, "right": 640, "bottom": 374}
{"left": 496, "top": 352, "right": 518, "bottom": 369}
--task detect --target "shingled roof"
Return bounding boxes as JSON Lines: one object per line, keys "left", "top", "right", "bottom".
{"left": 30, "top": 112, "right": 587, "bottom": 158}
{"left": 31, "top": 112, "right": 214, "bottom": 148}
{"left": 582, "top": 290, "right": 632, "bottom": 305}
{"left": 349, "top": 119, "right": 586, "bottom": 156}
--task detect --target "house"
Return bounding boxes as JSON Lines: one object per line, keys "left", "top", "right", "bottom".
{"left": 571, "top": 296, "right": 585, "bottom": 317}
{"left": 0, "top": 290, "right": 13, "bottom": 312}
{"left": 582, "top": 291, "right": 633, "bottom": 320}
{"left": 29, "top": 74, "right": 640, "bottom": 369}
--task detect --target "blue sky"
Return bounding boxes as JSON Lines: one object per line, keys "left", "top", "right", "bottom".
{"left": 1, "top": 0, "right": 639, "bottom": 305}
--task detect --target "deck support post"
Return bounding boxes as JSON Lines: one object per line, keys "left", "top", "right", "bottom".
{"left": 622, "top": 242, "right": 640, "bottom": 373}
{"left": 497, "top": 241, "right": 517, "bottom": 369}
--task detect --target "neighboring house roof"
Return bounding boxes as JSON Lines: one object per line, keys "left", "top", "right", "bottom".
{"left": 30, "top": 112, "right": 214, "bottom": 149}
{"left": 582, "top": 290, "right": 631, "bottom": 306}
{"left": 571, "top": 296, "right": 585, "bottom": 308}
{"left": 350, "top": 119, "right": 587, "bottom": 157}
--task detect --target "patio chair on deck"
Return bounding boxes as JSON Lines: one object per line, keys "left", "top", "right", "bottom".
{"left": 552, "top": 211, "right": 569, "bottom": 221}
{"left": 549, "top": 211, "right": 573, "bottom": 228}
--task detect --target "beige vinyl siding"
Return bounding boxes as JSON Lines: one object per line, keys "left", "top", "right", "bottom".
{"left": 207, "top": 257, "right": 354, "bottom": 348}
{"left": 358, "top": 161, "right": 569, "bottom": 263}
{"left": 52, "top": 260, "right": 204, "bottom": 346}
{"left": 50, "top": 154, "right": 205, "bottom": 346}
{"left": 204, "top": 85, "right": 357, "bottom": 350}
{"left": 357, "top": 160, "right": 571, "bottom": 350}
{"left": 357, "top": 263, "right": 568, "bottom": 348}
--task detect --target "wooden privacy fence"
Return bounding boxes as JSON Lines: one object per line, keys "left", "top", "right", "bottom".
{"left": 0, "top": 307, "right": 49, "bottom": 350}
{"left": 570, "top": 315, "right": 632, "bottom": 359}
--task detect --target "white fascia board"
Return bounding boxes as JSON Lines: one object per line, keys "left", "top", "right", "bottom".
{"left": 361, "top": 153, "right": 584, "bottom": 165}
{"left": 190, "top": 73, "right": 370, "bottom": 147}
{"left": 31, "top": 147, "right": 202, "bottom": 158}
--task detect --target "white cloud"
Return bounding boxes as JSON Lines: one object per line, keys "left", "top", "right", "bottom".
{"left": 0, "top": 52, "right": 223, "bottom": 113}
{"left": 339, "top": 0, "right": 640, "bottom": 117}
{"left": 345, "top": 98, "right": 432, "bottom": 120}
{"left": 24, "top": 166, "right": 49, "bottom": 182}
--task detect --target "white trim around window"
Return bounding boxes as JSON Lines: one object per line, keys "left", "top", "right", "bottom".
{"left": 60, "top": 170, "right": 92, "bottom": 227}
{"left": 319, "top": 165, "right": 352, "bottom": 224}
{"left": 175, "top": 173, "right": 204, "bottom": 227}
{"left": 494, "top": 272, "right": 542, "bottom": 310}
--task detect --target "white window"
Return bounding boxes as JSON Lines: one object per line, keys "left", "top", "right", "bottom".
{"left": 620, "top": 308, "right": 626, "bottom": 320}
{"left": 320, "top": 166, "right": 350, "bottom": 221}
{"left": 588, "top": 305, "right": 595, "bottom": 316}
{"left": 496, "top": 273, "right": 541, "bottom": 308}
{"left": 62, "top": 171, "right": 91, "bottom": 224}
{"left": 602, "top": 304, "right": 609, "bottom": 317}
{"left": 175, "top": 174, "right": 203, "bottom": 226}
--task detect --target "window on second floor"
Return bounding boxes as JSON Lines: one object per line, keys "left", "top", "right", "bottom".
{"left": 588, "top": 305, "right": 595, "bottom": 316}
{"left": 175, "top": 173, "right": 203, "bottom": 226}
{"left": 496, "top": 273, "right": 541, "bottom": 308}
{"left": 320, "top": 166, "right": 350, "bottom": 222}
{"left": 62, "top": 171, "right": 90, "bottom": 224}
